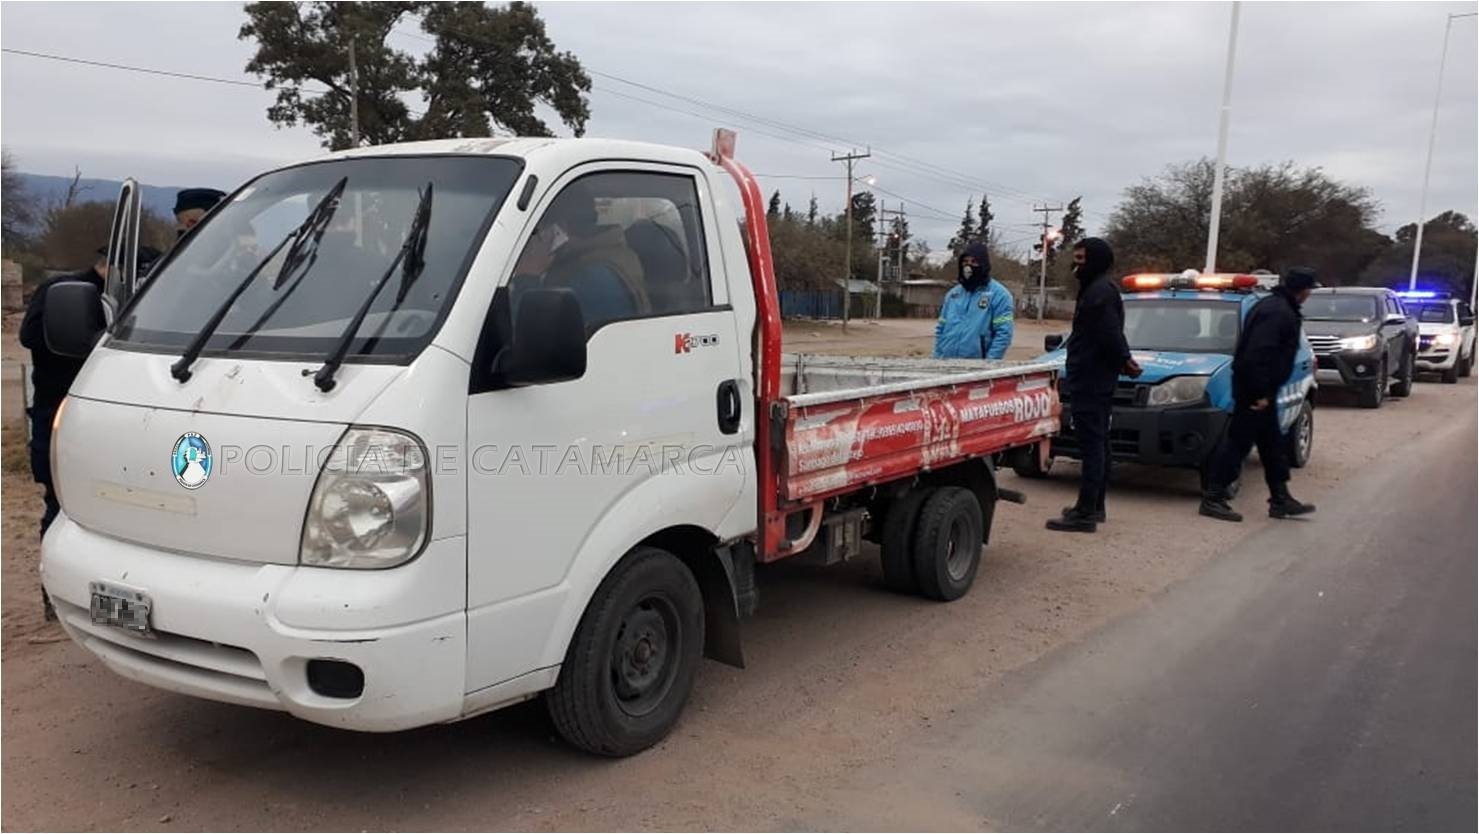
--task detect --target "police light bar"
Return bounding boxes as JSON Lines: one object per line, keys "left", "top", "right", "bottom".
{"left": 1396, "top": 289, "right": 1447, "bottom": 299}
{"left": 1122, "top": 273, "right": 1260, "bottom": 293}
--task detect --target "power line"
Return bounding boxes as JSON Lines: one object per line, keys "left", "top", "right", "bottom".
{"left": 1, "top": 47, "right": 304, "bottom": 91}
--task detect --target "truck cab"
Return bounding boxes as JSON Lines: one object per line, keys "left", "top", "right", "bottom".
{"left": 1399, "top": 291, "right": 1476, "bottom": 383}
{"left": 37, "top": 133, "right": 1059, "bottom": 756}
{"left": 1302, "top": 286, "right": 1419, "bottom": 408}
{"left": 1022, "top": 272, "right": 1317, "bottom": 487}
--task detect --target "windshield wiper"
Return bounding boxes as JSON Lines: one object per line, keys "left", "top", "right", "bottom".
{"left": 311, "top": 182, "right": 433, "bottom": 393}
{"left": 170, "top": 177, "right": 348, "bottom": 383}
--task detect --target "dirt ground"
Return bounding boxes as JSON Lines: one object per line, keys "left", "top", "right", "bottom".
{"left": 1, "top": 315, "right": 1472, "bottom": 831}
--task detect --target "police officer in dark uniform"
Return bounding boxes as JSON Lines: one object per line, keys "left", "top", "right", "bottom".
{"left": 1047, "top": 237, "right": 1141, "bottom": 533}
{"left": 1200, "top": 267, "right": 1319, "bottom": 522}
{"left": 20, "top": 244, "right": 159, "bottom": 618}
{"left": 173, "top": 188, "right": 226, "bottom": 240}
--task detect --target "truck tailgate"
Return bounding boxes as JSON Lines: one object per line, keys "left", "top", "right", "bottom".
{"left": 778, "top": 359, "right": 1060, "bottom": 503}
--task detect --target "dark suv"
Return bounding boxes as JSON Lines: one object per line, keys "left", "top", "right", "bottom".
{"left": 1302, "top": 287, "right": 1419, "bottom": 408}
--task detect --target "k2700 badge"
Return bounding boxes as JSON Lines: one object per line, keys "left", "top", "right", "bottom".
{"left": 674, "top": 332, "right": 720, "bottom": 353}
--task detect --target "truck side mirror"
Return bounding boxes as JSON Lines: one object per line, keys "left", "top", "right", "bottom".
{"left": 1044, "top": 333, "right": 1065, "bottom": 352}
{"left": 1461, "top": 314, "right": 1475, "bottom": 327}
{"left": 493, "top": 287, "right": 587, "bottom": 386}
{"left": 1384, "top": 313, "right": 1407, "bottom": 325}
{"left": 43, "top": 281, "right": 108, "bottom": 359}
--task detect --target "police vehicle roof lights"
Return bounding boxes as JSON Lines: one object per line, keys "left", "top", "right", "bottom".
{"left": 1396, "top": 289, "right": 1449, "bottom": 300}
{"left": 1121, "top": 272, "right": 1261, "bottom": 293}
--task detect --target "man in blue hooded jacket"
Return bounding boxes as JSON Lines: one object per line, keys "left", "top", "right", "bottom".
{"left": 933, "top": 242, "right": 1015, "bottom": 360}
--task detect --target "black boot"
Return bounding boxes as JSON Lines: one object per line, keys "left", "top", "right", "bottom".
{"left": 1199, "top": 494, "right": 1243, "bottom": 522}
{"left": 1061, "top": 505, "right": 1106, "bottom": 523}
{"left": 1046, "top": 507, "right": 1098, "bottom": 533}
{"left": 1269, "top": 491, "right": 1316, "bottom": 519}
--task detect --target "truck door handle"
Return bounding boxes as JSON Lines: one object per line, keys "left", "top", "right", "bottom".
{"left": 717, "top": 379, "right": 742, "bottom": 435}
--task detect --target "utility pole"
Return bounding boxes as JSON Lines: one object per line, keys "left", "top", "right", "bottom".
{"left": 1033, "top": 203, "right": 1064, "bottom": 322}
{"left": 1205, "top": 0, "right": 1241, "bottom": 274}
{"left": 832, "top": 148, "right": 870, "bottom": 329}
{"left": 1408, "top": 11, "right": 1477, "bottom": 292}
{"left": 348, "top": 34, "right": 360, "bottom": 147}
{"left": 878, "top": 204, "right": 908, "bottom": 318}
{"left": 875, "top": 201, "right": 888, "bottom": 319}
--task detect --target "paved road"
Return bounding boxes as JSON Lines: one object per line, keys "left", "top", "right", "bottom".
{"left": 799, "top": 401, "right": 1478, "bottom": 831}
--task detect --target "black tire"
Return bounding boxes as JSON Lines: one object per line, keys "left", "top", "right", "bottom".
{"left": 879, "top": 487, "right": 930, "bottom": 594}
{"left": 1009, "top": 442, "right": 1052, "bottom": 479}
{"left": 1391, "top": 349, "right": 1414, "bottom": 397}
{"left": 910, "top": 487, "right": 984, "bottom": 602}
{"left": 1442, "top": 364, "right": 1459, "bottom": 384}
{"left": 1459, "top": 353, "right": 1472, "bottom": 378}
{"left": 546, "top": 547, "right": 704, "bottom": 757}
{"left": 1358, "top": 360, "right": 1386, "bottom": 409}
{"left": 1287, "top": 400, "right": 1314, "bottom": 469}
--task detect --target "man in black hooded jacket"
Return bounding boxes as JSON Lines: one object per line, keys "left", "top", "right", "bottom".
{"left": 1047, "top": 238, "right": 1140, "bottom": 533}
{"left": 1200, "top": 267, "right": 1318, "bottom": 522}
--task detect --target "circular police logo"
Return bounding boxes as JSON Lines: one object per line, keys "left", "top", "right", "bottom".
{"left": 977, "top": 296, "right": 990, "bottom": 309}
{"left": 172, "top": 432, "right": 212, "bottom": 490}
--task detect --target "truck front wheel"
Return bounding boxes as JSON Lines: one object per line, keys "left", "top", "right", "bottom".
{"left": 547, "top": 547, "right": 704, "bottom": 757}
{"left": 1358, "top": 360, "right": 1386, "bottom": 409}
{"left": 1288, "top": 400, "right": 1314, "bottom": 469}
{"left": 1010, "top": 442, "right": 1053, "bottom": 479}
{"left": 910, "top": 487, "right": 984, "bottom": 602}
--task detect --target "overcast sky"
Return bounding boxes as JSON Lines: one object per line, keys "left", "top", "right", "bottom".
{"left": 3, "top": 1, "right": 1476, "bottom": 259}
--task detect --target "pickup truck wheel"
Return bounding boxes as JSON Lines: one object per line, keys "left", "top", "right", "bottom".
{"left": 1288, "top": 401, "right": 1314, "bottom": 469}
{"left": 1459, "top": 353, "right": 1472, "bottom": 378}
{"left": 1441, "top": 364, "right": 1459, "bottom": 384}
{"left": 1391, "top": 350, "right": 1415, "bottom": 397}
{"left": 1358, "top": 360, "right": 1386, "bottom": 409}
{"left": 879, "top": 488, "right": 929, "bottom": 594}
{"left": 910, "top": 487, "right": 983, "bottom": 602}
{"left": 546, "top": 546, "right": 703, "bottom": 757}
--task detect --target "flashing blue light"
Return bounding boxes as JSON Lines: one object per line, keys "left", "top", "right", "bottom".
{"left": 1397, "top": 290, "right": 1440, "bottom": 299}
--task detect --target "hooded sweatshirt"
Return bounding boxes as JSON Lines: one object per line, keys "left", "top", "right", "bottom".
{"left": 1064, "top": 237, "right": 1131, "bottom": 398}
{"left": 933, "top": 242, "right": 1015, "bottom": 360}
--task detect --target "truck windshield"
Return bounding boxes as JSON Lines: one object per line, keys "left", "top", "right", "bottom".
{"left": 112, "top": 156, "right": 521, "bottom": 361}
{"left": 1302, "top": 295, "right": 1378, "bottom": 322}
{"left": 1123, "top": 300, "right": 1241, "bottom": 353}
{"left": 1413, "top": 302, "right": 1455, "bottom": 323}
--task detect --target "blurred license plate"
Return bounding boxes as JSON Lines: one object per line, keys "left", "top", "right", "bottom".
{"left": 89, "top": 581, "right": 152, "bottom": 636}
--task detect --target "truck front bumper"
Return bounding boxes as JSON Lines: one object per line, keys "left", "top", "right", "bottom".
{"left": 1314, "top": 350, "right": 1384, "bottom": 389}
{"left": 1415, "top": 343, "right": 1460, "bottom": 372}
{"left": 1051, "top": 404, "right": 1229, "bottom": 469}
{"left": 40, "top": 514, "right": 467, "bottom": 732}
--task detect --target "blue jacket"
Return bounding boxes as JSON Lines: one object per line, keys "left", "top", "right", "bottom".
{"left": 934, "top": 280, "right": 1015, "bottom": 360}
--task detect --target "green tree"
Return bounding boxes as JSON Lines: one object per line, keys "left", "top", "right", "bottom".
{"left": 240, "top": 1, "right": 591, "bottom": 150}
{"left": 807, "top": 193, "right": 818, "bottom": 227}
{"left": 1360, "top": 211, "right": 1476, "bottom": 298}
{"left": 1059, "top": 197, "right": 1083, "bottom": 249}
{"left": 976, "top": 195, "right": 994, "bottom": 241}
{"left": 948, "top": 198, "right": 977, "bottom": 255}
{"left": 767, "top": 189, "right": 781, "bottom": 220}
{"left": 1105, "top": 159, "right": 1385, "bottom": 280}
{"left": 40, "top": 201, "right": 172, "bottom": 271}
{"left": 2, "top": 149, "right": 37, "bottom": 251}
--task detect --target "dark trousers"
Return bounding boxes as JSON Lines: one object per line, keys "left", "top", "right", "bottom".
{"left": 1071, "top": 399, "right": 1112, "bottom": 513}
{"left": 28, "top": 405, "right": 60, "bottom": 537}
{"left": 1208, "top": 402, "right": 1290, "bottom": 500}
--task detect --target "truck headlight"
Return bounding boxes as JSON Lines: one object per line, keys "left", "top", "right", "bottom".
{"left": 1148, "top": 375, "right": 1209, "bottom": 406}
{"left": 1435, "top": 332, "right": 1458, "bottom": 347}
{"left": 1338, "top": 334, "right": 1378, "bottom": 351}
{"left": 300, "top": 427, "right": 430, "bottom": 569}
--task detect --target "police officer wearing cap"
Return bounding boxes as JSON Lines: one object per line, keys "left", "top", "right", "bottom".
{"left": 173, "top": 188, "right": 226, "bottom": 240}
{"left": 1200, "top": 267, "right": 1319, "bottom": 523}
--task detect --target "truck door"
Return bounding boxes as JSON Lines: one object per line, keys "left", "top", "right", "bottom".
{"left": 463, "top": 163, "right": 747, "bottom": 695}
{"left": 102, "top": 178, "right": 142, "bottom": 320}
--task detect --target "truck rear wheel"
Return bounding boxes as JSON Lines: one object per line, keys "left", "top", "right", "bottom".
{"left": 547, "top": 546, "right": 704, "bottom": 757}
{"left": 1010, "top": 442, "right": 1053, "bottom": 479}
{"left": 879, "top": 488, "right": 929, "bottom": 594}
{"left": 910, "top": 487, "right": 984, "bottom": 602}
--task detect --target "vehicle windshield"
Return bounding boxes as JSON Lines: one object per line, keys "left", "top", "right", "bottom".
{"left": 113, "top": 156, "right": 521, "bottom": 360}
{"left": 1413, "top": 302, "right": 1455, "bottom": 324}
{"left": 1122, "top": 299, "right": 1242, "bottom": 353}
{"left": 1302, "top": 294, "right": 1379, "bottom": 322}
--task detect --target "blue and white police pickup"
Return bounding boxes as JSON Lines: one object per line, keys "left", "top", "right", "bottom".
{"left": 1016, "top": 272, "right": 1316, "bottom": 489}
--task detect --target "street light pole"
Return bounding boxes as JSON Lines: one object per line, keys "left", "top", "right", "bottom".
{"left": 1408, "top": 12, "right": 1477, "bottom": 292}
{"left": 1204, "top": 0, "right": 1241, "bottom": 274}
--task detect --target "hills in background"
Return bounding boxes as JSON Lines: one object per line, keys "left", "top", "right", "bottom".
{"left": 11, "top": 172, "right": 196, "bottom": 233}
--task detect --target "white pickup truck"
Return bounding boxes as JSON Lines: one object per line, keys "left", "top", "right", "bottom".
{"left": 39, "top": 131, "right": 1060, "bottom": 756}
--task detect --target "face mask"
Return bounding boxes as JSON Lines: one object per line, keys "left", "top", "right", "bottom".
{"left": 961, "top": 266, "right": 973, "bottom": 281}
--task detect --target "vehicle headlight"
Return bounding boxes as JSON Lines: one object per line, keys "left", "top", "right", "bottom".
{"left": 1148, "top": 375, "right": 1209, "bottom": 406}
{"left": 1435, "top": 332, "right": 1458, "bottom": 347}
{"left": 300, "top": 427, "right": 429, "bottom": 569}
{"left": 1338, "top": 334, "right": 1378, "bottom": 351}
